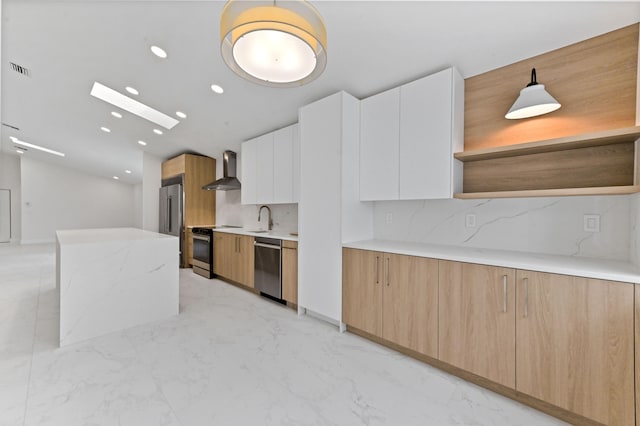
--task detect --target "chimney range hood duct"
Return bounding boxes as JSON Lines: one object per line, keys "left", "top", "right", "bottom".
{"left": 202, "top": 150, "right": 241, "bottom": 191}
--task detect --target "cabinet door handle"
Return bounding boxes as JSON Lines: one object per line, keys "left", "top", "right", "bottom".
{"left": 524, "top": 277, "right": 529, "bottom": 318}
{"left": 375, "top": 256, "right": 379, "bottom": 284}
{"left": 386, "top": 257, "right": 390, "bottom": 287}
{"left": 502, "top": 274, "right": 507, "bottom": 313}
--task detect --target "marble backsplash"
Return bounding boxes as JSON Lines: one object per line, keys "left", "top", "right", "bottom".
{"left": 374, "top": 195, "right": 632, "bottom": 262}
{"left": 216, "top": 189, "right": 298, "bottom": 233}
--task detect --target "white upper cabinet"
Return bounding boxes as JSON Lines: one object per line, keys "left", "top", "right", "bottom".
{"left": 241, "top": 123, "right": 300, "bottom": 205}
{"left": 273, "top": 125, "right": 294, "bottom": 203}
{"left": 241, "top": 137, "right": 258, "bottom": 205}
{"left": 359, "top": 87, "right": 400, "bottom": 201}
{"left": 359, "top": 67, "right": 464, "bottom": 201}
{"left": 255, "top": 133, "right": 274, "bottom": 204}
{"left": 292, "top": 124, "right": 300, "bottom": 203}
{"left": 400, "top": 68, "right": 464, "bottom": 199}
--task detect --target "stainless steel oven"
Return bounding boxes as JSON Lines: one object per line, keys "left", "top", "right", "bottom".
{"left": 192, "top": 227, "right": 214, "bottom": 278}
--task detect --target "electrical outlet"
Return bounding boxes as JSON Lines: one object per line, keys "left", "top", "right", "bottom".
{"left": 583, "top": 214, "right": 600, "bottom": 232}
{"left": 385, "top": 213, "right": 393, "bottom": 224}
{"left": 465, "top": 214, "right": 476, "bottom": 228}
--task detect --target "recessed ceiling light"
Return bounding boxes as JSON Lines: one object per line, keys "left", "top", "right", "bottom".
{"left": 111, "top": 111, "right": 122, "bottom": 118}
{"left": 125, "top": 86, "right": 139, "bottom": 95}
{"left": 12, "top": 138, "right": 65, "bottom": 157}
{"left": 150, "top": 45, "right": 167, "bottom": 59}
{"left": 176, "top": 111, "right": 187, "bottom": 119}
{"left": 16, "top": 149, "right": 24, "bottom": 154}
{"left": 211, "top": 84, "right": 224, "bottom": 94}
{"left": 153, "top": 129, "right": 163, "bottom": 135}
{"left": 113, "top": 176, "right": 119, "bottom": 180}
{"left": 101, "top": 127, "right": 111, "bottom": 133}
{"left": 91, "top": 82, "right": 179, "bottom": 129}
{"left": 138, "top": 140, "right": 147, "bottom": 146}
{"left": 125, "top": 170, "right": 132, "bottom": 174}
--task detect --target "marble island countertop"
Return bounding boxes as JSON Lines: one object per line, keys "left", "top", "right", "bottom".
{"left": 56, "top": 227, "right": 177, "bottom": 245}
{"left": 343, "top": 239, "right": 640, "bottom": 284}
{"left": 211, "top": 226, "right": 298, "bottom": 242}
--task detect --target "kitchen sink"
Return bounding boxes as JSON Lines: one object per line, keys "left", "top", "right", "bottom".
{"left": 247, "top": 229, "right": 268, "bottom": 233}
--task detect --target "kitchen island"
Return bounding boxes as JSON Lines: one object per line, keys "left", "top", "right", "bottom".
{"left": 56, "top": 227, "right": 179, "bottom": 347}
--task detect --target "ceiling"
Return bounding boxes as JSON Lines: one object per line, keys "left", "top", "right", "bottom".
{"left": 2, "top": 1, "right": 640, "bottom": 184}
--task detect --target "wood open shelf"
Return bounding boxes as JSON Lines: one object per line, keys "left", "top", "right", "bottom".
{"left": 454, "top": 127, "right": 640, "bottom": 198}
{"left": 454, "top": 126, "right": 640, "bottom": 162}
{"left": 454, "top": 185, "right": 640, "bottom": 199}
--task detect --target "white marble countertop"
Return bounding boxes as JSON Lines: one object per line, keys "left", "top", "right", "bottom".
{"left": 56, "top": 227, "right": 176, "bottom": 245}
{"left": 212, "top": 227, "right": 298, "bottom": 242}
{"left": 343, "top": 239, "right": 640, "bottom": 284}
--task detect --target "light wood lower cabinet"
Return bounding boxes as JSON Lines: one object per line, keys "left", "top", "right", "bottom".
{"left": 515, "top": 270, "right": 635, "bottom": 425}
{"left": 342, "top": 248, "right": 438, "bottom": 358}
{"left": 383, "top": 253, "right": 438, "bottom": 357}
{"left": 342, "top": 249, "right": 381, "bottom": 336}
{"left": 438, "top": 261, "right": 516, "bottom": 389}
{"left": 213, "top": 232, "right": 254, "bottom": 288}
{"left": 186, "top": 229, "right": 193, "bottom": 266}
{"left": 282, "top": 241, "right": 298, "bottom": 304}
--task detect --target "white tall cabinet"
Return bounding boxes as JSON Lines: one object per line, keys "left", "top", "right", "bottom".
{"left": 359, "top": 67, "right": 464, "bottom": 201}
{"left": 298, "top": 92, "right": 374, "bottom": 325}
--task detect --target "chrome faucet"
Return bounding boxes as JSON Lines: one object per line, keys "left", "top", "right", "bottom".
{"left": 258, "top": 205, "right": 273, "bottom": 231}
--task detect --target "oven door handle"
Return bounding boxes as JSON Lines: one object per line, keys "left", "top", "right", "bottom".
{"left": 193, "top": 234, "right": 211, "bottom": 242}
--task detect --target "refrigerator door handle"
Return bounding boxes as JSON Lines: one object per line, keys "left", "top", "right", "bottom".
{"left": 168, "top": 197, "right": 172, "bottom": 233}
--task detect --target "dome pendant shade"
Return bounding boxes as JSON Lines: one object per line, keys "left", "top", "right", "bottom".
{"left": 505, "top": 68, "right": 561, "bottom": 119}
{"left": 220, "top": 1, "right": 327, "bottom": 87}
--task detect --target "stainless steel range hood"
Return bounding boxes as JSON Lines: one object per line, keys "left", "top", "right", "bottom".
{"left": 202, "top": 150, "right": 241, "bottom": 191}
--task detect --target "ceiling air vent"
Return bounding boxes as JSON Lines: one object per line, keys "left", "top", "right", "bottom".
{"left": 9, "top": 62, "right": 30, "bottom": 77}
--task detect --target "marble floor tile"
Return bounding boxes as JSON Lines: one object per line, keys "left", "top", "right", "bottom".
{"left": 0, "top": 243, "right": 565, "bottom": 425}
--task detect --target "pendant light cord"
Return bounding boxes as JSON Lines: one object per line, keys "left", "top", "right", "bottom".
{"left": 526, "top": 68, "right": 539, "bottom": 87}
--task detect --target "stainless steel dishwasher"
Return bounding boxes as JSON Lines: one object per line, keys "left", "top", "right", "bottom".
{"left": 254, "top": 237, "right": 283, "bottom": 301}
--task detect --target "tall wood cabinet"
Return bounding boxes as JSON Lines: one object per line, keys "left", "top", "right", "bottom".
{"left": 516, "top": 270, "right": 635, "bottom": 425}
{"left": 438, "top": 261, "right": 516, "bottom": 388}
{"left": 342, "top": 248, "right": 438, "bottom": 358}
{"left": 213, "top": 232, "right": 254, "bottom": 288}
{"left": 161, "top": 154, "right": 216, "bottom": 267}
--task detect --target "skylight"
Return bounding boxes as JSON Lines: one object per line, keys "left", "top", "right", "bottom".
{"left": 90, "top": 82, "right": 179, "bottom": 129}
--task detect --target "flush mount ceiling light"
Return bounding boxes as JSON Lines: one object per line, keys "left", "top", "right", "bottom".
{"left": 111, "top": 111, "right": 122, "bottom": 118}
{"left": 505, "top": 68, "right": 561, "bottom": 119}
{"left": 126, "top": 86, "right": 139, "bottom": 95}
{"left": 176, "top": 111, "right": 187, "bottom": 119}
{"left": 153, "top": 129, "right": 163, "bottom": 135}
{"left": 91, "top": 82, "right": 179, "bottom": 129}
{"left": 210, "top": 84, "right": 224, "bottom": 94}
{"left": 220, "top": 0, "right": 327, "bottom": 87}
{"left": 150, "top": 45, "right": 168, "bottom": 59}
{"left": 101, "top": 126, "right": 111, "bottom": 133}
{"left": 10, "top": 136, "right": 65, "bottom": 157}
{"left": 138, "top": 140, "right": 147, "bottom": 146}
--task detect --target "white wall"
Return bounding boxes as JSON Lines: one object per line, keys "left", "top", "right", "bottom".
{"left": 20, "top": 157, "right": 135, "bottom": 243}
{"left": 0, "top": 154, "right": 22, "bottom": 241}
{"left": 133, "top": 183, "right": 143, "bottom": 229}
{"left": 142, "top": 152, "right": 161, "bottom": 232}
{"left": 374, "top": 195, "right": 631, "bottom": 261}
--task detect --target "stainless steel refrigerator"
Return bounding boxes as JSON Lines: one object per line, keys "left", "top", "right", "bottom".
{"left": 159, "top": 183, "right": 184, "bottom": 264}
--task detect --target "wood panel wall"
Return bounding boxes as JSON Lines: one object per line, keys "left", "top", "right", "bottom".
{"left": 464, "top": 24, "right": 638, "bottom": 151}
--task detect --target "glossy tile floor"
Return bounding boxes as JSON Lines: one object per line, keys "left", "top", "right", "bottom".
{"left": 0, "top": 243, "right": 565, "bottom": 426}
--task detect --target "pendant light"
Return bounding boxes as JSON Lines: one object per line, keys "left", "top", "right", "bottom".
{"left": 505, "top": 68, "right": 561, "bottom": 119}
{"left": 220, "top": 0, "right": 327, "bottom": 87}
